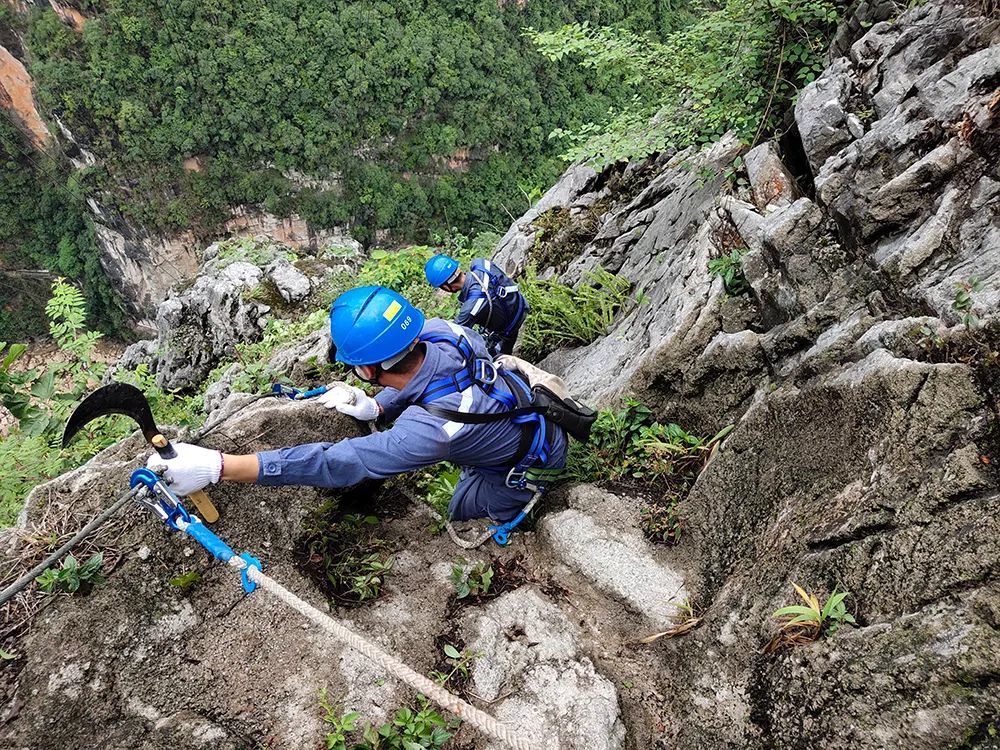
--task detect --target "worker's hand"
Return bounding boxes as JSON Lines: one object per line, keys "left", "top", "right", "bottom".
{"left": 146, "top": 442, "right": 222, "bottom": 496}
{"left": 318, "top": 384, "right": 380, "bottom": 421}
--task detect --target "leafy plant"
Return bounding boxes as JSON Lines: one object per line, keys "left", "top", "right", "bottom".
{"left": 169, "top": 570, "right": 201, "bottom": 589}
{"left": 766, "top": 583, "right": 856, "bottom": 652}
{"left": 570, "top": 397, "right": 730, "bottom": 486}
{"left": 320, "top": 691, "right": 456, "bottom": 750}
{"left": 298, "top": 500, "right": 395, "bottom": 604}
{"left": 527, "top": 0, "right": 840, "bottom": 166}
{"left": 952, "top": 275, "right": 984, "bottom": 329}
{"left": 519, "top": 268, "right": 635, "bottom": 360}
{"left": 415, "top": 463, "right": 461, "bottom": 522}
{"left": 708, "top": 248, "right": 750, "bottom": 295}
{"left": 36, "top": 552, "right": 105, "bottom": 594}
{"left": 639, "top": 500, "right": 683, "bottom": 544}
{"left": 450, "top": 558, "right": 494, "bottom": 600}
{"left": 430, "top": 643, "right": 480, "bottom": 689}
{"left": 1, "top": 281, "right": 204, "bottom": 526}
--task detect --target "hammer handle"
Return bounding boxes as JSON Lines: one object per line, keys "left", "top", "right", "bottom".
{"left": 151, "top": 433, "right": 177, "bottom": 459}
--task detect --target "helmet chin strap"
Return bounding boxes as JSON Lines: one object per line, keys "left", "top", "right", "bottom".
{"left": 355, "top": 339, "right": 422, "bottom": 384}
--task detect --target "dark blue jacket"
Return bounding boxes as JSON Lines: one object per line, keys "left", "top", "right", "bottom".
{"left": 455, "top": 259, "right": 527, "bottom": 337}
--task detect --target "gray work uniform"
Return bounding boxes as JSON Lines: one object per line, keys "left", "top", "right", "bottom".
{"left": 256, "top": 318, "right": 566, "bottom": 521}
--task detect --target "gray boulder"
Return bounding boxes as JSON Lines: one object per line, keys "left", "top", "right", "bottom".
{"left": 110, "top": 237, "right": 355, "bottom": 392}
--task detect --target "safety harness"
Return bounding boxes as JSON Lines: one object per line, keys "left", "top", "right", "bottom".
{"left": 467, "top": 260, "right": 527, "bottom": 338}
{"left": 415, "top": 331, "right": 562, "bottom": 492}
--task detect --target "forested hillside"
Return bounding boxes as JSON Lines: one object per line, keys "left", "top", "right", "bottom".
{"left": 0, "top": 0, "right": 692, "bottom": 336}
{"left": 21, "top": 0, "right": 688, "bottom": 242}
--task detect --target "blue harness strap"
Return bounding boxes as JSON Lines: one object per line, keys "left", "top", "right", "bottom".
{"left": 416, "top": 332, "right": 552, "bottom": 490}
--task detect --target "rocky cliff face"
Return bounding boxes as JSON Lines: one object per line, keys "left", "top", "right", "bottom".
{"left": 2, "top": 2, "right": 999, "bottom": 749}
{"left": 88, "top": 198, "right": 359, "bottom": 330}
{"left": 112, "top": 236, "right": 362, "bottom": 392}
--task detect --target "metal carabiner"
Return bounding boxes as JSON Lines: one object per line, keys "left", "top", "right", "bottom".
{"left": 271, "top": 383, "right": 300, "bottom": 400}
{"left": 475, "top": 358, "right": 498, "bottom": 386}
{"left": 129, "top": 468, "right": 192, "bottom": 530}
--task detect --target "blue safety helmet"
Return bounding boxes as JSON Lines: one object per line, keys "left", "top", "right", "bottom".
{"left": 329, "top": 286, "right": 425, "bottom": 366}
{"left": 424, "top": 254, "right": 461, "bottom": 288}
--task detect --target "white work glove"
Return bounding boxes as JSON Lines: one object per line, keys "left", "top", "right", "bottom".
{"left": 146, "top": 442, "right": 222, "bottom": 496}
{"left": 317, "top": 384, "right": 380, "bottom": 421}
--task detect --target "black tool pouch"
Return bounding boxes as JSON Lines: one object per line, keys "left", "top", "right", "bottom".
{"left": 529, "top": 385, "right": 597, "bottom": 443}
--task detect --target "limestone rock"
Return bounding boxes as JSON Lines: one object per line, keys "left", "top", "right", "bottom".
{"left": 744, "top": 141, "right": 797, "bottom": 210}
{"left": 108, "top": 237, "right": 350, "bottom": 392}
{"left": 462, "top": 587, "right": 625, "bottom": 750}
{"left": 541, "top": 487, "right": 688, "bottom": 626}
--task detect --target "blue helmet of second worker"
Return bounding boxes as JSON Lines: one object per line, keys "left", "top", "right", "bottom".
{"left": 424, "top": 254, "right": 461, "bottom": 289}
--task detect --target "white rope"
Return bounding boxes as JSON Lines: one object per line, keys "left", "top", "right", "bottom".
{"left": 224, "top": 556, "right": 553, "bottom": 750}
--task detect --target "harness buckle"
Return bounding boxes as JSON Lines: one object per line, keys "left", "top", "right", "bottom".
{"left": 496, "top": 285, "right": 508, "bottom": 299}
{"left": 505, "top": 468, "right": 530, "bottom": 490}
{"left": 474, "top": 358, "right": 498, "bottom": 386}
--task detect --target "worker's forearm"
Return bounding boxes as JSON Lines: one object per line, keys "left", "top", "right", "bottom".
{"left": 221, "top": 453, "right": 260, "bottom": 483}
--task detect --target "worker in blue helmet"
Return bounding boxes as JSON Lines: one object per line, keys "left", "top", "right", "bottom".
{"left": 145, "top": 285, "right": 566, "bottom": 524}
{"left": 425, "top": 254, "right": 528, "bottom": 356}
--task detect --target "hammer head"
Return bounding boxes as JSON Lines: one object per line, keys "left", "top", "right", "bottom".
{"left": 62, "top": 383, "right": 162, "bottom": 448}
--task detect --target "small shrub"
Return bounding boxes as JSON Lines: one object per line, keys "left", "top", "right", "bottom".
{"left": 569, "top": 397, "right": 730, "bottom": 487}
{"left": 320, "top": 691, "right": 456, "bottom": 750}
{"left": 765, "top": 583, "right": 856, "bottom": 652}
{"left": 952, "top": 275, "right": 984, "bottom": 329}
{"left": 415, "top": 462, "right": 461, "bottom": 521}
{"left": 298, "top": 499, "right": 394, "bottom": 604}
{"left": 36, "top": 552, "right": 105, "bottom": 594}
{"left": 640, "top": 500, "right": 683, "bottom": 544}
{"left": 519, "top": 268, "right": 634, "bottom": 360}
{"left": 429, "top": 643, "right": 480, "bottom": 689}
{"left": 450, "top": 558, "right": 494, "bottom": 599}
{"left": 708, "top": 248, "right": 750, "bottom": 295}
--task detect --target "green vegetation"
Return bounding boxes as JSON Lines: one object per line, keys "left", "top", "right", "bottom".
{"left": 953, "top": 275, "right": 984, "bottom": 329}
{"left": 298, "top": 498, "right": 394, "bottom": 604}
{"left": 527, "top": 0, "right": 840, "bottom": 165}
{"left": 449, "top": 558, "right": 494, "bottom": 600}
{"left": 0, "top": 280, "right": 199, "bottom": 526}
{"left": 320, "top": 691, "right": 457, "bottom": 750}
{"left": 36, "top": 551, "right": 105, "bottom": 594}
{"left": 529, "top": 205, "right": 602, "bottom": 272}
{"left": 0, "top": 117, "right": 122, "bottom": 337}
{"left": 430, "top": 643, "right": 479, "bottom": 690}
{"left": 168, "top": 570, "right": 201, "bottom": 589}
{"left": 519, "top": 268, "right": 634, "bottom": 360}
{"left": 569, "top": 398, "right": 729, "bottom": 485}
{"left": 415, "top": 463, "right": 461, "bottom": 522}
{"left": 639, "top": 503, "right": 683, "bottom": 545}
{"left": 18, "top": 0, "right": 688, "bottom": 249}
{"left": 569, "top": 398, "right": 731, "bottom": 543}
{"left": 708, "top": 248, "right": 750, "bottom": 295}
{"left": 767, "top": 583, "right": 855, "bottom": 652}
